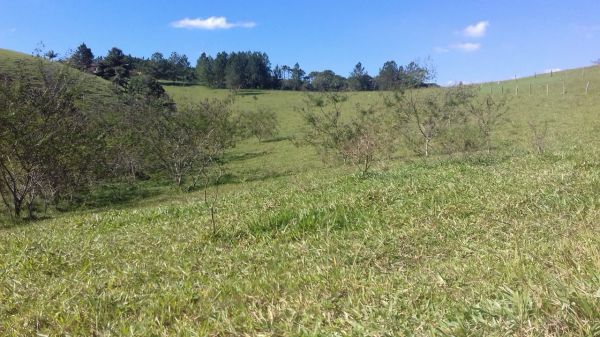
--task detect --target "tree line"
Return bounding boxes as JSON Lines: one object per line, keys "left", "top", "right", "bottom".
{"left": 64, "top": 43, "right": 436, "bottom": 91}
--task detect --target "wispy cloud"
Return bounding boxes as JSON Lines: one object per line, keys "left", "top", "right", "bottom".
{"left": 8, "top": 28, "right": 16, "bottom": 33}
{"left": 451, "top": 42, "right": 481, "bottom": 52}
{"left": 171, "top": 16, "right": 256, "bottom": 30}
{"left": 463, "top": 21, "right": 489, "bottom": 38}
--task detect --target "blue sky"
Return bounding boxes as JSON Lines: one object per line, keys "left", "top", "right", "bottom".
{"left": 1, "top": 0, "right": 599, "bottom": 84}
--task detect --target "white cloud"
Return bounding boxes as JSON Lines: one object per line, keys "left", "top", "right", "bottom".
{"left": 171, "top": 16, "right": 256, "bottom": 30}
{"left": 434, "top": 46, "right": 449, "bottom": 53}
{"left": 463, "top": 21, "right": 489, "bottom": 38}
{"left": 451, "top": 42, "right": 481, "bottom": 52}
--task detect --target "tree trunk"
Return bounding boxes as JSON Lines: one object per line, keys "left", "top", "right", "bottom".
{"left": 13, "top": 198, "right": 21, "bottom": 218}
{"left": 27, "top": 201, "right": 34, "bottom": 219}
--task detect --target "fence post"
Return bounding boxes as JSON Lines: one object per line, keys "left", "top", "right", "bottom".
{"left": 515, "top": 85, "right": 519, "bottom": 95}
{"left": 562, "top": 81, "right": 565, "bottom": 95}
{"left": 586, "top": 81, "right": 590, "bottom": 95}
{"left": 529, "top": 84, "right": 532, "bottom": 96}
{"left": 546, "top": 83, "right": 549, "bottom": 96}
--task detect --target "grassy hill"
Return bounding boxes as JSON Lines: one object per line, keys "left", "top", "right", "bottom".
{"left": 165, "top": 65, "right": 600, "bottom": 181}
{"left": 1, "top": 51, "right": 599, "bottom": 336}
{"left": 0, "top": 48, "right": 122, "bottom": 112}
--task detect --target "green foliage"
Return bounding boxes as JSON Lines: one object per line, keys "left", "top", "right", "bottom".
{"left": 197, "top": 51, "right": 273, "bottom": 89}
{"left": 166, "top": 52, "right": 194, "bottom": 82}
{"left": 376, "top": 60, "right": 434, "bottom": 90}
{"left": 195, "top": 52, "right": 213, "bottom": 85}
{"left": 134, "top": 98, "right": 237, "bottom": 187}
{"left": 149, "top": 52, "right": 171, "bottom": 79}
{"left": 386, "top": 86, "right": 506, "bottom": 157}
{"left": 388, "top": 89, "right": 456, "bottom": 156}
{"left": 238, "top": 107, "right": 279, "bottom": 141}
{"left": 307, "top": 70, "right": 347, "bottom": 91}
{"left": 127, "top": 74, "right": 166, "bottom": 99}
{"left": 347, "top": 62, "right": 374, "bottom": 91}
{"left": 97, "top": 47, "right": 131, "bottom": 87}
{"left": 0, "top": 61, "right": 104, "bottom": 218}
{"left": 461, "top": 89, "right": 509, "bottom": 153}
{"left": 299, "top": 93, "right": 393, "bottom": 173}
{"left": 67, "top": 43, "right": 94, "bottom": 72}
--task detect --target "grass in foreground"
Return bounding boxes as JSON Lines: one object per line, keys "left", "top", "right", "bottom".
{"left": 1, "top": 150, "right": 599, "bottom": 336}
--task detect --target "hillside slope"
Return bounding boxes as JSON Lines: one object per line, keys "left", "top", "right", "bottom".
{"left": 0, "top": 48, "right": 123, "bottom": 113}
{"left": 164, "top": 65, "right": 600, "bottom": 181}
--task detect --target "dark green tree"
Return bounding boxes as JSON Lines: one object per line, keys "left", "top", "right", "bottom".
{"left": 212, "top": 52, "right": 229, "bottom": 88}
{"left": 97, "top": 47, "right": 131, "bottom": 87}
{"left": 225, "top": 52, "right": 248, "bottom": 89}
{"left": 68, "top": 43, "right": 94, "bottom": 71}
{"left": 167, "top": 52, "right": 193, "bottom": 83}
{"left": 272, "top": 65, "right": 283, "bottom": 88}
{"left": 308, "top": 70, "right": 347, "bottom": 91}
{"left": 149, "top": 52, "right": 170, "bottom": 79}
{"left": 290, "top": 63, "right": 306, "bottom": 90}
{"left": 196, "top": 52, "right": 214, "bottom": 85}
{"left": 376, "top": 61, "right": 400, "bottom": 90}
{"left": 245, "top": 52, "right": 272, "bottom": 89}
{"left": 348, "top": 62, "right": 373, "bottom": 91}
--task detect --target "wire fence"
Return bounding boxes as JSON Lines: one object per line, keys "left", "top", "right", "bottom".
{"left": 477, "top": 67, "right": 600, "bottom": 96}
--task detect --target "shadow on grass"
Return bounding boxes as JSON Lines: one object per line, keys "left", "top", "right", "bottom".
{"left": 222, "top": 150, "right": 270, "bottom": 163}
{"left": 0, "top": 212, "right": 54, "bottom": 229}
{"left": 61, "top": 181, "right": 169, "bottom": 212}
{"left": 236, "top": 90, "right": 268, "bottom": 97}
{"left": 187, "top": 169, "right": 290, "bottom": 193}
{"left": 159, "top": 81, "right": 199, "bottom": 87}
{"left": 261, "top": 135, "right": 293, "bottom": 143}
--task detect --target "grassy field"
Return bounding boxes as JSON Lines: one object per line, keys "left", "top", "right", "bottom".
{"left": 1, "top": 52, "right": 600, "bottom": 336}
{"left": 165, "top": 65, "right": 600, "bottom": 181}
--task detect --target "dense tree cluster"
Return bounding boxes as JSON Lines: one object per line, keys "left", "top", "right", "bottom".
{"left": 65, "top": 43, "right": 434, "bottom": 92}
{"left": 148, "top": 52, "right": 194, "bottom": 82}
{"left": 196, "top": 51, "right": 273, "bottom": 89}
{"left": 376, "top": 61, "right": 434, "bottom": 90}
